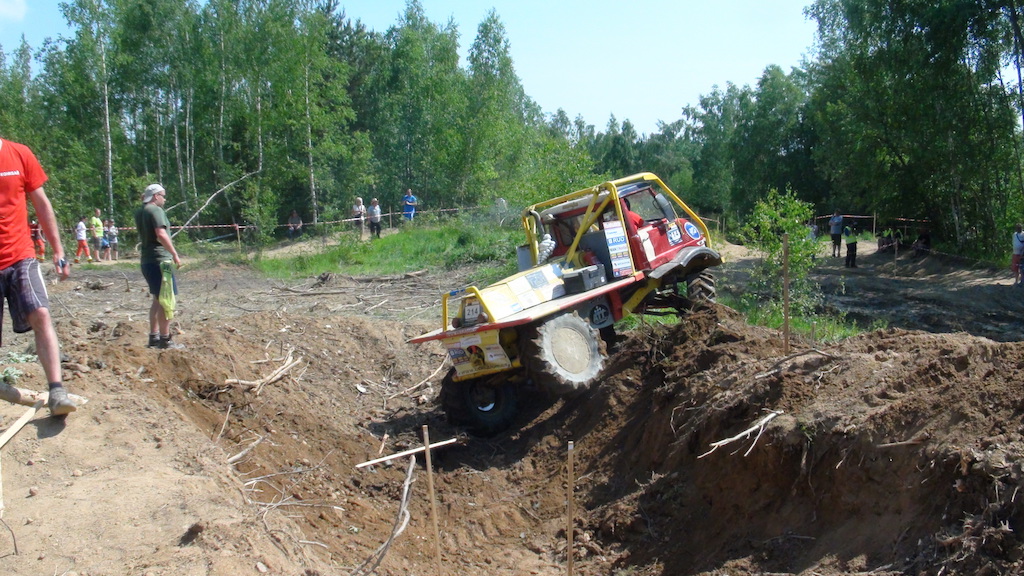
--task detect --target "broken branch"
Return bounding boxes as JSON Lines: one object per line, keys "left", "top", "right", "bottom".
{"left": 698, "top": 410, "right": 782, "bottom": 459}
{"left": 227, "top": 435, "right": 265, "bottom": 465}
{"left": 355, "top": 438, "right": 458, "bottom": 469}
{"left": 224, "top": 351, "right": 303, "bottom": 395}
{"left": 388, "top": 358, "right": 448, "bottom": 400}
{"left": 0, "top": 383, "right": 88, "bottom": 411}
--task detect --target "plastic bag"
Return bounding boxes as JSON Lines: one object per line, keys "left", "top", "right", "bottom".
{"left": 159, "top": 260, "right": 176, "bottom": 320}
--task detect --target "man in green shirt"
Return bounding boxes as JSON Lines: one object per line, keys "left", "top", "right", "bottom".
{"left": 134, "top": 184, "right": 184, "bottom": 349}
{"left": 89, "top": 208, "right": 104, "bottom": 261}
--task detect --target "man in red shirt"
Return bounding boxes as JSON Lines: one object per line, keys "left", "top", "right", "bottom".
{"left": 0, "top": 138, "right": 76, "bottom": 417}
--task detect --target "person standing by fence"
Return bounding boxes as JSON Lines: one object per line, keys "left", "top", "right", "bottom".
{"left": 30, "top": 219, "right": 45, "bottom": 260}
{"left": 105, "top": 219, "right": 119, "bottom": 260}
{"left": 368, "top": 198, "right": 382, "bottom": 239}
{"left": 402, "top": 189, "right": 418, "bottom": 221}
{"left": 844, "top": 223, "right": 859, "bottom": 268}
{"left": 829, "top": 210, "right": 844, "bottom": 258}
{"left": 74, "top": 215, "right": 91, "bottom": 263}
{"left": 89, "top": 208, "right": 104, "bottom": 262}
{"left": 352, "top": 197, "right": 366, "bottom": 232}
{"left": 286, "top": 210, "right": 303, "bottom": 240}
{"left": 1012, "top": 224, "right": 1024, "bottom": 286}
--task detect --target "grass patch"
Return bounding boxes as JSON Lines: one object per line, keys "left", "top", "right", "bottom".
{"left": 254, "top": 217, "right": 522, "bottom": 280}
{"left": 716, "top": 292, "right": 867, "bottom": 342}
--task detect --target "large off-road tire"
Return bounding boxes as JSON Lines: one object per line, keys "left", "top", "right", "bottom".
{"left": 439, "top": 369, "right": 519, "bottom": 436}
{"left": 686, "top": 270, "right": 717, "bottom": 304}
{"left": 525, "top": 312, "right": 605, "bottom": 396}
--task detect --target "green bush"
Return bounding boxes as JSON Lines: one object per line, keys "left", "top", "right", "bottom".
{"left": 739, "top": 189, "right": 820, "bottom": 317}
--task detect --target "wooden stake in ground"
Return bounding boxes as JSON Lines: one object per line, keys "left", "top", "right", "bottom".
{"left": 783, "top": 233, "right": 790, "bottom": 354}
{"left": 567, "top": 440, "right": 575, "bottom": 576}
{"left": 422, "top": 425, "right": 443, "bottom": 575}
{"left": 0, "top": 401, "right": 44, "bottom": 451}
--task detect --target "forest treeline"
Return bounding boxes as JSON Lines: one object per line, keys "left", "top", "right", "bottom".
{"left": 1, "top": 0, "right": 1023, "bottom": 257}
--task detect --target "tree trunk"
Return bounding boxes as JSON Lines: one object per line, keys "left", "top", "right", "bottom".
{"left": 304, "top": 62, "right": 320, "bottom": 224}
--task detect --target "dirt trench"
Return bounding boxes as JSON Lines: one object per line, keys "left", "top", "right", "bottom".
{"left": 0, "top": 245, "right": 1021, "bottom": 575}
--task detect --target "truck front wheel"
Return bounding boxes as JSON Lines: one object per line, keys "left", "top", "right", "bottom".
{"left": 525, "top": 312, "right": 605, "bottom": 395}
{"left": 439, "top": 369, "right": 519, "bottom": 436}
{"left": 687, "top": 270, "right": 717, "bottom": 304}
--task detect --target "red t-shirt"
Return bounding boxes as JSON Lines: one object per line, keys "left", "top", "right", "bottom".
{"left": 0, "top": 139, "right": 47, "bottom": 269}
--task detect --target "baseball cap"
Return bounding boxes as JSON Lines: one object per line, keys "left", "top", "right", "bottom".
{"left": 142, "top": 184, "right": 165, "bottom": 203}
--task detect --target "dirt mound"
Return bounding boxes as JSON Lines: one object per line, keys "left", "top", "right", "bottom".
{"left": 0, "top": 252, "right": 1020, "bottom": 575}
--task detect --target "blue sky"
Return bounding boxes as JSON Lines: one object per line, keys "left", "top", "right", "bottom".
{"left": 0, "top": 0, "right": 818, "bottom": 135}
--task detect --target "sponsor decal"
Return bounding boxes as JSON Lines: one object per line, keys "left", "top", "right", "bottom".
{"left": 589, "top": 304, "right": 611, "bottom": 327}
{"left": 684, "top": 221, "right": 701, "bottom": 240}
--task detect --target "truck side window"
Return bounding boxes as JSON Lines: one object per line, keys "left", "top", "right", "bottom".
{"left": 624, "top": 192, "right": 662, "bottom": 223}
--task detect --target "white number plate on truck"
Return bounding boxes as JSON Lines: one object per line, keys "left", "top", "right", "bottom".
{"left": 667, "top": 222, "right": 682, "bottom": 245}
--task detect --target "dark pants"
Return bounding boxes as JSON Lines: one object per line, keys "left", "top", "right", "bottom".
{"left": 369, "top": 221, "right": 382, "bottom": 238}
{"left": 831, "top": 233, "right": 842, "bottom": 256}
{"left": 845, "top": 242, "right": 858, "bottom": 268}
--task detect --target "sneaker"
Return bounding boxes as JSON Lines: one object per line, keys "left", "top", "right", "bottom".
{"left": 47, "top": 386, "right": 77, "bottom": 417}
{"left": 158, "top": 336, "right": 185, "bottom": 350}
{"left": 147, "top": 334, "right": 159, "bottom": 348}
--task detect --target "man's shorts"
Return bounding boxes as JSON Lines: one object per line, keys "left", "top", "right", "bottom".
{"left": 90, "top": 236, "right": 103, "bottom": 253}
{"left": 1012, "top": 254, "right": 1022, "bottom": 273}
{"left": 141, "top": 261, "right": 177, "bottom": 296}
{"left": 0, "top": 258, "right": 50, "bottom": 343}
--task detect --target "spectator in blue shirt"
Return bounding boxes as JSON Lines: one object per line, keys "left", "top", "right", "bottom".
{"left": 402, "top": 189, "right": 418, "bottom": 221}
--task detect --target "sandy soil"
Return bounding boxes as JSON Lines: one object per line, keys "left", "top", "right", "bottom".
{"left": 0, "top": 240, "right": 1020, "bottom": 576}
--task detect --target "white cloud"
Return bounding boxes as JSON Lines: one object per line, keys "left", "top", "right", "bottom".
{"left": 0, "top": 0, "right": 27, "bottom": 22}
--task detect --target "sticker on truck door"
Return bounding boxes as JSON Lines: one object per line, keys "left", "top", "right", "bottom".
{"left": 667, "top": 222, "right": 682, "bottom": 245}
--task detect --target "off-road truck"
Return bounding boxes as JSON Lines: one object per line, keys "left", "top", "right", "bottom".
{"left": 410, "top": 172, "right": 723, "bottom": 434}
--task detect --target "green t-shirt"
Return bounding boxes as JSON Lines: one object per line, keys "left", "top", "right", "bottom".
{"left": 89, "top": 216, "right": 104, "bottom": 238}
{"left": 134, "top": 203, "right": 172, "bottom": 263}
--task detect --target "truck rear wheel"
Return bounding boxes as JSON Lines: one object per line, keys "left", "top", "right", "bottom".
{"left": 525, "top": 312, "right": 605, "bottom": 395}
{"left": 439, "top": 369, "right": 519, "bottom": 436}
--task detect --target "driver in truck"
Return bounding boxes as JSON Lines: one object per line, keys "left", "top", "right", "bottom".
{"left": 624, "top": 198, "right": 644, "bottom": 229}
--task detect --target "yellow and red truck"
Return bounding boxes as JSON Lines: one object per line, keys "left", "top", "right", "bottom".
{"left": 410, "top": 173, "right": 723, "bottom": 434}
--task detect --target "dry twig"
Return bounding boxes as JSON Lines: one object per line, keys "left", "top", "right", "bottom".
{"left": 224, "top": 350, "right": 303, "bottom": 395}
{"left": 227, "top": 435, "right": 265, "bottom": 465}
{"left": 754, "top": 349, "right": 836, "bottom": 380}
{"left": 698, "top": 410, "right": 783, "bottom": 459}
{"left": 348, "top": 456, "right": 417, "bottom": 576}
{"left": 387, "top": 358, "right": 448, "bottom": 400}
{"left": 877, "top": 431, "right": 930, "bottom": 448}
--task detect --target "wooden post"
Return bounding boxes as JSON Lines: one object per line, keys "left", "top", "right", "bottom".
{"left": 783, "top": 233, "right": 790, "bottom": 354}
{"left": 893, "top": 234, "right": 898, "bottom": 275}
{"left": 422, "top": 425, "right": 443, "bottom": 575}
{"left": 567, "top": 440, "right": 575, "bottom": 576}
